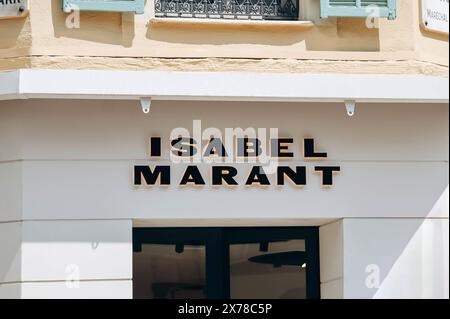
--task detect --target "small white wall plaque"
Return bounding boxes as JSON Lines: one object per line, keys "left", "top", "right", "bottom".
{"left": 0, "top": 0, "right": 29, "bottom": 19}
{"left": 421, "top": 0, "right": 449, "bottom": 34}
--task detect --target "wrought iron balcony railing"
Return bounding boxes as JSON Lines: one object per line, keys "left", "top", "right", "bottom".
{"left": 155, "top": 0, "right": 299, "bottom": 21}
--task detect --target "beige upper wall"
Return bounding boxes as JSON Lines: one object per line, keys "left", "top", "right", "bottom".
{"left": 0, "top": 0, "right": 448, "bottom": 72}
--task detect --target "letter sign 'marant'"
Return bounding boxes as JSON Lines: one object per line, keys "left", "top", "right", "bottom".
{"left": 133, "top": 136, "right": 341, "bottom": 188}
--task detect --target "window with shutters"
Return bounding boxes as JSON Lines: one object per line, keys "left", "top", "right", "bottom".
{"left": 320, "top": 0, "right": 397, "bottom": 20}
{"left": 62, "top": 0, "right": 145, "bottom": 14}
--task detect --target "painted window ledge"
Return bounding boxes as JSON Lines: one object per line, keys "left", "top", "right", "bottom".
{"left": 149, "top": 18, "right": 315, "bottom": 31}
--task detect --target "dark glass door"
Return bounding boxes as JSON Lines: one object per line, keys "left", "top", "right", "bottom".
{"left": 133, "top": 227, "right": 320, "bottom": 299}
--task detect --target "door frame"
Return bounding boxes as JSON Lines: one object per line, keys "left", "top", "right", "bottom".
{"left": 133, "top": 227, "right": 320, "bottom": 299}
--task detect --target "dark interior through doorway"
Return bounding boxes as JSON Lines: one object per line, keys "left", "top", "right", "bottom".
{"left": 133, "top": 227, "right": 320, "bottom": 299}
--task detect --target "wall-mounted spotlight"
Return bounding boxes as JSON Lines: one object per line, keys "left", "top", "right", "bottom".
{"left": 259, "top": 242, "right": 269, "bottom": 252}
{"left": 175, "top": 243, "right": 184, "bottom": 254}
{"left": 344, "top": 100, "right": 356, "bottom": 117}
{"left": 140, "top": 97, "right": 152, "bottom": 114}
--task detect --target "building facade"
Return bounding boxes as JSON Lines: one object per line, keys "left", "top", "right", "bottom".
{"left": 0, "top": 0, "right": 448, "bottom": 299}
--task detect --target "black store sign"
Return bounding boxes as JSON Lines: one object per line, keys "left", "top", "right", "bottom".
{"left": 134, "top": 137, "right": 341, "bottom": 187}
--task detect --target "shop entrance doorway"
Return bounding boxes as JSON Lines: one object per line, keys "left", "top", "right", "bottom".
{"left": 133, "top": 227, "right": 320, "bottom": 299}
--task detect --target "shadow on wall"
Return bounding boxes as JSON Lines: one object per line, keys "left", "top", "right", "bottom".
{"left": 50, "top": 0, "right": 135, "bottom": 47}
{"left": 308, "top": 17, "right": 381, "bottom": 51}
{"left": 0, "top": 222, "right": 21, "bottom": 292}
{"left": 0, "top": 16, "right": 30, "bottom": 50}
{"left": 47, "top": 0, "right": 380, "bottom": 52}
{"left": 371, "top": 187, "right": 449, "bottom": 299}
{"left": 146, "top": 18, "right": 380, "bottom": 51}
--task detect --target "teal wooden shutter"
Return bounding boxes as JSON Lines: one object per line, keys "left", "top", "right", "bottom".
{"left": 62, "top": 0, "right": 145, "bottom": 14}
{"left": 320, "top": 0, "right": 397, "bottom": 20}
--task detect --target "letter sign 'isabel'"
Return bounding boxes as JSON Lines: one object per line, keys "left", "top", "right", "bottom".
{"left": 133, "top": 136, "right": 340, "bottom": 187}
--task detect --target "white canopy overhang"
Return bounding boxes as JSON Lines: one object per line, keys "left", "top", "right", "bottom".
{"left": 0, "top": 69, "right": 448, "bottom": 103}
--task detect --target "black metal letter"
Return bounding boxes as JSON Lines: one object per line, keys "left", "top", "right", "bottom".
{"left": 134, "top": 165, "right": 170, "bottom": 185}
{"left": 314, "top": 166, "right": 340, "bottom": 186}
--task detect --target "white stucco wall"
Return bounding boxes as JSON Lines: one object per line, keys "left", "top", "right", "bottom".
{"left": 0, "top": 99, "right": 448, "bottom": 221}
{"left": 320, "top": 217, "right": 449, "bottom": 299}
{"left": 0, "top": 97, "right": 448, "bottom": 298}
{"left": 0, "top": 220, "right": 133, "bottom": 299}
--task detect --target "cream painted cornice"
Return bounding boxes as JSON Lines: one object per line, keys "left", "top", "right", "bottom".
{"left": 1, "top": 57, "right": 448, "bottom": 77}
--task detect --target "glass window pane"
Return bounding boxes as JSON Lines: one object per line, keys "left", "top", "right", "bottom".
{"left": 230, "top": 239, "right": 306, "bottom": 299}
{"left": 133, "top": 244, "right": 206, "bottom": 299}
